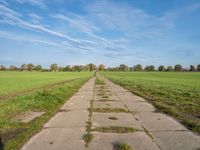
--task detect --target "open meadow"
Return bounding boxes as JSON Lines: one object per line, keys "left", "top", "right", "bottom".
{"left": 103, "top": 72, "right": 200, "bottom": 133}
{"left": 0, "top": 71, "right": 92, "bottom": 150}
{"left": 0, "top": 71, "right": 92, "bottom": 98}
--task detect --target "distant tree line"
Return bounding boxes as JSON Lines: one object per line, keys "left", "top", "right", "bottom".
{"left": 0, "top": 63, "right": 104, "bottom": 72}
{"left": 0, "top": 63, "right": 200, "bottom": 72}
{"left": 107, "top": 64, "right": 200, "bottom": 72}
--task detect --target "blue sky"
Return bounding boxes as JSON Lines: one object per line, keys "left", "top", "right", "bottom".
{"left": 0, "top": 0, "right": 200, "bottom": 68}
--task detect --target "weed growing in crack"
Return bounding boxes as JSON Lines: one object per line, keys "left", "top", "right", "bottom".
{"left": 102, "top": 95, "right": 109, "bottom": 99}
{"left": 82, "top": 133, "right": 93, "bottom": 147}
{"left": 92, "top": 126, "right": 138, "bottom": 133}
{"left": 108, "top": 116, "right": 118, "bottom": 120}
{"left": 142, "top": 126, "right": 154, "bottom": 139}
{"left": 83, "top": 98, "right": 94, "bottom": 147}
{"left": 91, "top": 108, "right": 129, "bottom": 113}
{"left": 113, "top": 142, "right": 133, "bottom": 150}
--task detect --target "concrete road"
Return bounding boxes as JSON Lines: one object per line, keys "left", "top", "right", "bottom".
{"left": 21, "top": 77, "right": 200, "bottom": 150}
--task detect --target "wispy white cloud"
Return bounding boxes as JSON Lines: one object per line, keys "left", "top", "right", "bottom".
{"left": 0, "top": 3, "right": 157, "bottom": 60}
{"left": 0, "top": 1, "right": 199, "bottom": 66}
{"left": 28, "top": 13, "right": 42, "bottom": 24}
{"left": 52, "top": 13, "right": 100, "bottom": 35}
{"left": 85, "top": 1, "right": 170, "bottom": 40}
{"left": 14, "top": 0, "right": 46, "bottom": 9}
{"left": 0, "top": 0, "right": 9, "bottom": 6}
{"left": 0, "top": 30, "right": 63, "bottom": 47}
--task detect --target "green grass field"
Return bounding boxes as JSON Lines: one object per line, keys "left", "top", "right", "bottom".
{"left": 0, "top": 71, "right": 92, "bottom": 98}
{"left": 0, "top": 71, "right": 92, "bottom": 150}
{"left": 103, "top": 72, "right": 200, "bottom": 133}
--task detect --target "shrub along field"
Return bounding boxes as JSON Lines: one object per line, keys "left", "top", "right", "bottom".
{"left": 0, "top": 71, "right": 92, "bottom": 150}
{"left": 103, "top": 72, "right": 200, "bottom": 133}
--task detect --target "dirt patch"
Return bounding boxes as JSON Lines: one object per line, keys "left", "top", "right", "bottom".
{"left": 108, "top": 117, "right": 118, "bottom": 120}
{"left": 13, "top": 111, "right": 45, "bottom": 123}
{"left": 0, "top": 128, "right": 27, "bottom": 149}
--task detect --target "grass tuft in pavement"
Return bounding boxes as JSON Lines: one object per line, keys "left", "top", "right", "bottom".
{"left": 92, "top": 126, "right": 138, "bottom": 133}
{"left": 95, "top": 77, "right": 105, "bottom": 85}
{"left": 82, "top": 133, "right": 93, "bottom": 147}
{"left": 108, "top": 116, "right": 118, "bottom": 120}
{"left": 102, "top": 95, "right": 109, "bottom": 99}
{"left": 113, "top": 142, "right": 133, "bottom": 150}
{"left": 83, "top": 80, "right": 95, "bottom": 147}
{"left": 91, "top": 108, "right": 129, "bottom": 113}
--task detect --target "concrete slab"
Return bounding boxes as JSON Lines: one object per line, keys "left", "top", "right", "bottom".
{"left": 61, "top": 96, "right": 90, "bottom": 110}
{"left": 123, "top": 101, "right": 156, "bottom": 112}
{"left": 152, "top": 131, "right": 200, "bottom": 150}
{"left": 117, "top": 93, "right": 146, "bottom": 102}
{"left": 93, "top": 101, "right": 126, "bottom": 109}
{"left": 75, "top": 90, "right": 93, "bottom": 96}
{"left": 21, "top": 127, "right": 86, "bottom": 150}
{"left": 44, "top": 110, "right": 88, "bottom": 128}
{"left": 78, "top": 78, "right": 95, "bottom": 91}
{"left": 105, "top": 80, "right": 129, "bottom": 92}
{"left": 136, "top": 112, "right": 187, "bottom": 131}
{"left": 92, "top": 112, "right": 143, "bottom": 130}
{"left": 13, "top": 111, "right": 45, "bottom": 123}
{"left": 89, "top": 132, "right": 160, "bottom": 150}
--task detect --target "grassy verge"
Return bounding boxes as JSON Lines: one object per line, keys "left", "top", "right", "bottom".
{"left": 0, "top": 77, "right": 90, "bottom": 150}
{"left": 103, "top": 72, "right": 200, "bottom": 133}
{"left": 0, "top": 71, "right": 92, "bottom": 97}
